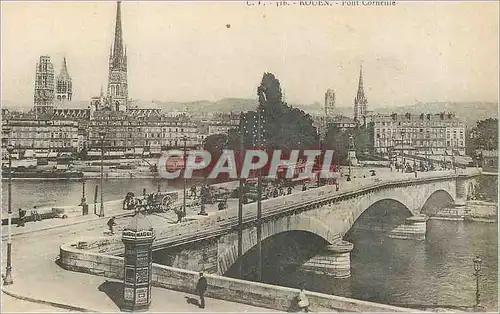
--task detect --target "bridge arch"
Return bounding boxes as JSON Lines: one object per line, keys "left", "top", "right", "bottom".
{"left": 420, "top": 189, "right": 455, "bottom": 216}
{"left": 346, "top": 198, "right": 413, "bottom": 236}
{"left": 217, "top": 215, "right": 336, "bottom": 275}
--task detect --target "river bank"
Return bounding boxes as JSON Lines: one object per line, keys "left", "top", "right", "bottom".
{"left": 430, "top": 201, "right": 498, "bottom": 223}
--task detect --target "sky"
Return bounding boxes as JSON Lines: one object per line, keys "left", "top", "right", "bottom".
{"left": 1, "top": 0, "right": 498, "bottom": 109}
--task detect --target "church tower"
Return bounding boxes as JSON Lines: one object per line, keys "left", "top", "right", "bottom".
{"left": 33, "top": 55, "right": 55, "bottom": 114}
{"left": 107, "top": 0, "right": 128, "bottom": 111}
{"left": 56, "top": 57, "right": 72, "bottom": 102}
{"left": 324, "top": 89, "right": 336, "bottom": 117}
{"left": 353, "top": 65, "right": 367, "bottom": 123}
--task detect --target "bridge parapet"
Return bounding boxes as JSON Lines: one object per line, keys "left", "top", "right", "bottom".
{"left": 59, "top": 241, "right": 414, "bottom": 312}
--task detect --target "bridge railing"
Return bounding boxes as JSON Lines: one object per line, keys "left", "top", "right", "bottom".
{"left": 213, "top": 169, "right": 477, "bottom": 228}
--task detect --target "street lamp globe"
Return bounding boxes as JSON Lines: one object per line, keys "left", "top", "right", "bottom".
{"left": 473, "top": 256, "right": 482, "bottom": 272}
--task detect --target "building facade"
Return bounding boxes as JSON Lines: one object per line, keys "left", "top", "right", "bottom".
{"left": 33, "top": 56, "right": 55, "bottom": 114}
{"left": 56, "top": 57, "right": 72, "bottom": 102}
{"left": 2, "top": 111, "right": 79, "bottom": 153}
{"left": 371, "top": 112, "right": 466, "bottom": 157}
{"left": 206, "top": 112, "right": 239, "bottom": 136}
{"left": 87, "top": 111, "right": 201, "bottom": 154}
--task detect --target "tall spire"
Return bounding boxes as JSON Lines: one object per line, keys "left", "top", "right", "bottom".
{"left": 353, "top": 64, "right": 368, "bottom": 123}
{"left": 355, "top": 65, "right": 366, "bottom": 104}
{"left": 112, "top": 0, "right": 123, "bottom": 67}
{"left": 58, "top": 56, "right": 70, "bottom": 80}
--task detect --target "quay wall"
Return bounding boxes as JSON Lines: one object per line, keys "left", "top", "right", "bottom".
{"left": 59, "top": 242, "right": 413, "bottom": 313}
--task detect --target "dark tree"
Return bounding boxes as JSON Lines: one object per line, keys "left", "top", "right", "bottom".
{"left": 203, "top": 133, "right": 228, "bottom": 156}
{"left": 228, "top": 72, "right": 319, "bottom": 151}
{"left": 471, "top": 118, "right": 498, "bottom": 151}
{"left": 324, "top": 124, "right": 351, "bottom": 165}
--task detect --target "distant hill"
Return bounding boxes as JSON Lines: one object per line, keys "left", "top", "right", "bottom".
{"left": 3, "top": 98, "right": 497, "bottom": 127}
{"left": 154, "top": 99, "right": 498, "bottom": 126}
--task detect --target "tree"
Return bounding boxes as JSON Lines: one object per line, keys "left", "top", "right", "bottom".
{"left": 324, "top": 124, "right": 351, "bottom": 165}
{"left": 203, "top": 133, "right": 228, "bottom": 157}
{"left": 228, "top": 72, "right": 319, "bottom": 152}
{"left": 471, "top": 118, "right": 498, "bottom": 151}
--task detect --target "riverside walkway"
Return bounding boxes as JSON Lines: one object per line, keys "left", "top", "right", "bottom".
{"left": 1, "top": 201, "right": 279, "bottom": 312}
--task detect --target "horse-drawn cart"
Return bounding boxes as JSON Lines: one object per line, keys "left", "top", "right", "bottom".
{"left": 123, "top": 192, "right": 176, "bottom": 214}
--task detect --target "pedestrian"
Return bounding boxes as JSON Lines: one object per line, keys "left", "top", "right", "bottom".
{"left": 35, "top": 207, "right": 42, "bottom": 221}
{"left": 287, "top": 186, "right": 292, "bottom": 195}
{"left": 176, "top": 208, "right": 185, "bottom": 223}
{"left": 17, "top": 208, "right": 26, "bottom": 227}
{"left": 107, "top": 216, "right": 117, "bottom": 234}
{"left": 190, "top": 185, "right": 197, "bottom": 198}
{"left": 196, "top": 272, "right": 207, "bottom": 309}
{"left": 218, "top": 200, "right": 226, "bottom": 211}
{"left": 336, "top": 183, "right": 340, "bottom": 191}
{"left": 297, "top": 287, "right": 310, "bottom": 312}
{"left": 302, "top": 184, "right": 307, "bottom": 192}
{"left": 33, "top": 206, "right": 39, "bottom": 221}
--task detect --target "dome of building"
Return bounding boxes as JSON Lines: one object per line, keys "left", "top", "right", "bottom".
{"left": 124, "top": 212, "right": 153, "bottom": 232}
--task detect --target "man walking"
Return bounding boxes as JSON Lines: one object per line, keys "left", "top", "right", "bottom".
{"left": 176, "top": 207, "right": 185, "bottom": 223}
{"left": 107, "top": 216, "right": 117, "bottom": 234}
{"left": 17, "top": 208, "right": 26, "bottom": 227}
{"left": 196, "top": 272, "right": 207, "bottom": 309}
{"left": 190, "top": 185, "right": 197, "bottom": 198}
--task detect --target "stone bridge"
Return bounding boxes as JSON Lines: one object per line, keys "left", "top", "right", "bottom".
{"left": 101, "top": 169, "right": 480, "bottom": 280}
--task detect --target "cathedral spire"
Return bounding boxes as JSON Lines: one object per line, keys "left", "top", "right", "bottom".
{"left": 106, "top": 0, "right": 128, "bottom": 111}
{"left": 58, "top": 56, "right": 70, "bottom": 80}
{"left": 353, "top": 64, "right": 368, "bottom": 122}
{"left": 112, "top": 0, "right": 123, "bottom": 67}
{"left": 355, "top": 65, "right": 366, "bottom": 104}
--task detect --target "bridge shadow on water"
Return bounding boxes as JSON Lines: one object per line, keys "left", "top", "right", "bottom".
{"left": 224, "top": 230, "right": 329, "bottom": 284}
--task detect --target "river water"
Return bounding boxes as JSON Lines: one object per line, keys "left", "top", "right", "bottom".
{"left": 1, "top": 178, "right": 186, "bottom": 211}
{"left": 272, "top": 220, "right": 498, "bottom": 310}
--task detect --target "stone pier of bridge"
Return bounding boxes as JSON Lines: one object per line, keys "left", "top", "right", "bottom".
{"left": 387, "top": 214, "right": 429, "bottom": 241}
{"left": 301, "top": 240, "right": 354, "bottom": 278}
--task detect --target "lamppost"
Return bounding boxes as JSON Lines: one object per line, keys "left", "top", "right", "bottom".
{"left": 3, "top": 139, "right": 14, "bottom": 285}
{"left": 182, "top": 135, "right": 187, "bottom": 219}
{"left": 391, "top": 136, "right": 396, "bottom": 170}
{"left": 98, "top": 130, "right": 106, "bottom": 217}
{"left": 256, "top": 105, "right": 263, "bottom": 282}
{"left": 237, "top": 112, "right": 245, "bottom": 278}
{"left": 452, "top": 139, "right": 457, "bottom": 171}
{"left": 401, "top": 131, "right": 406, "bottom": 169}
{"left": 80, "top": 178, "right": 88, "bottom": 215}
{"left": 473, "top": 255, "right": 483, "bottom": 311}
{"left": 347, "top": 134, "right": 352, "bottom": 181}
